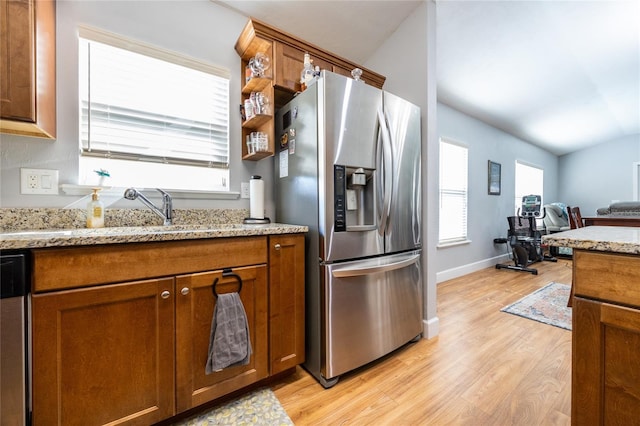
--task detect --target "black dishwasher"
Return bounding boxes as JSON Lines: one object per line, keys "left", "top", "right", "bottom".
{"left": 1, "top": 251, "right": 31, "bottom": 425}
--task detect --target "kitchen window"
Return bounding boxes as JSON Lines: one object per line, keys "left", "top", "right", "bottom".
{"left": 438, "top": 138, "right": 469, "bottom": 245}
{"left": 78, "top": 27, "right": 230, "bottom": 191}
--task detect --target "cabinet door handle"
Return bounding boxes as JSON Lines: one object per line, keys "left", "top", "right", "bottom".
{"left": 274, "top": 243, "right": 281, "bottom": 250}
{"left": 161, "top": 290, "right": 171, "bottom": 299}
{"left": 181, "top": 287, "right": 190, "bottom": 296}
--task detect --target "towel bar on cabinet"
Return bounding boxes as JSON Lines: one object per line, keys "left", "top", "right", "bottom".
{"left": 212, "top": 268, "right": 243, "bottom": 298}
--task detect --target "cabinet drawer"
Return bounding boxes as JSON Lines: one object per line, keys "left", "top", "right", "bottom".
{"left": 574, "top": 250, "right": 640, "bottom": 308}
{"left": 33, "top": 237, "right": 267, "bottom": 292}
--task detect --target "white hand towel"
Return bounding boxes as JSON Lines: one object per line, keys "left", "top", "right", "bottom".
{"left": 205, "top": 292, "right": 252, "bottom": 374}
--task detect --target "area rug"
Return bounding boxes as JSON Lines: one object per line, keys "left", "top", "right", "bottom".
{"left": 174, "top": 387, "right": 293, "bottom": 425}
{"left": 501, "top": 282, "right": 572, "bottom": 331}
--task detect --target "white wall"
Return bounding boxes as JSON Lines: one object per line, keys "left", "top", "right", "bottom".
{"left": 0, "top": 1, "right": 274, "bottom": 212}
{"left": 436, "top": 103, "right": 559, "bottom": 281}
{"left": 558, "top": 134, "right": 640, "bottom": 215}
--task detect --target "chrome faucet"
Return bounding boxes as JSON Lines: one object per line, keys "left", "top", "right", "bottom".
{"left": 123, "top": 188, "right": 173, "bottom": 226}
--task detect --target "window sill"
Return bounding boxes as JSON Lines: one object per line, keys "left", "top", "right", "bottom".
{"left": 60, "top": 184, "right": 240, "bottom": 200}
{"left": 437, "top": 239, "right": 472, "bottom": 249}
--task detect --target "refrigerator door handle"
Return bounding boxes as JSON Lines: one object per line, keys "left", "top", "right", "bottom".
{"left": 377, "top": 107, "right": 393, "bottom": 235}
{"left": 331, "top": 253, "right": 420, "bottom": 278}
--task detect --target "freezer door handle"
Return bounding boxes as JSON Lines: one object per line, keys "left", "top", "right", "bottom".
{"left": 331, "top": 253, "right": 420, "bottom": 278}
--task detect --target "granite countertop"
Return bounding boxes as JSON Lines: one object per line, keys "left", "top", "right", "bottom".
{"left": 542, "top": 226, "right": 640, "bottom": 255}
{"left": 0, "top": 223, "right": 308, "bottom": 250}
{"left": 0, "top": 208, "right": 307, "bottom": 250}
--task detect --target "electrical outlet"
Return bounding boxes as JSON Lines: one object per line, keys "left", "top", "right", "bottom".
{"left": 20, "top": 168, "right": 59, "bottom": 195}
{"left": 28, "top": 174, "right": 38, "bottom": 189}
{"left": 241, "top": 182, "right": 250, "bottom": 199}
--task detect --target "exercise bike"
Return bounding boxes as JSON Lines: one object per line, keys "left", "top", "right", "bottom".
{"left": 495, "top": 195, "right": 557, "bottom": 275}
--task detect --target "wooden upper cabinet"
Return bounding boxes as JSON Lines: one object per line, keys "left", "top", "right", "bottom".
{"left": 234, "top": 18, "right": 385, "bottom": 162}
{"left": 235, "top": 18, "right": 386, "bottom": 96}
{"left": 273, "top": 42, "right": 334, "bottom": 94}
{"left": 0, "top": 0, "right": 56, "bottom": 139}
{"left": 271, "top": 40, "right": 384, "bottom": 96}
{"left": 331, "top": 66, "right": 354, "bottom": 79}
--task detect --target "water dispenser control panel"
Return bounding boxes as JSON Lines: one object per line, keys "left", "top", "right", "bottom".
{"left": 334, "top": 165, "right": 375, "bottom": 232}
{"left": 334, "top": 165, "right": 346, "bottom": 231}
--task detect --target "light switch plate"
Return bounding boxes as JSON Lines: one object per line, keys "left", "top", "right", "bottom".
{"left": 20, "top": 168, "right": 59, "bottom": 195}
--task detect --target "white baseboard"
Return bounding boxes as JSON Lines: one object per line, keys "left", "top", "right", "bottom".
{"left": 422, "top": 316, "right": 440, "bottom": 339}
{"left": 436, "top": 254, "right": 509, "bottom": 283}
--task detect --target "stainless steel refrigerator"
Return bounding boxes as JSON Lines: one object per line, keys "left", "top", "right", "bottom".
{"left": 275, "top": 71, "right": 422, "bottom": 388}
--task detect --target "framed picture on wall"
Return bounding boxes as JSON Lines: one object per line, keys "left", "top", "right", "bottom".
{"left": 488, "top": 160, "right": 501, "bottom": 195}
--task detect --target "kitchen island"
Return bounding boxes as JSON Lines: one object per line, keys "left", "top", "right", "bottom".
{"left": 542, "top": 227, "right": 640, "bottom": 425}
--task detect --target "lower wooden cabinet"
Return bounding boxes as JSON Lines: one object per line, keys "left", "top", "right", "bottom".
{"left": 30, "top": 234, "right": 304, "bottom": 425}
{"left": 32, "top": 277, "right": 176, "bottom": 425}
{"left": 175, "top": 265, "right": 268, "bottom": 412}
{"left": 572, "top": 297, "right": 640, "bottom": 424}
{"left": 572, "top": 250, "right": 640, "bottom": 424}
{"left": 269, "top": 234, "right": 305, "bottom": 374}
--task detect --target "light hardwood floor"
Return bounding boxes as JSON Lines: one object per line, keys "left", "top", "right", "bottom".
{"left": 272, "top": 258, "right": 574, "bottom": 425}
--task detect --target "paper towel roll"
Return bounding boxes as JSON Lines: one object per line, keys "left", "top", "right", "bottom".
{"left": 249, "top": 175, "right": 264, "bottom": 219}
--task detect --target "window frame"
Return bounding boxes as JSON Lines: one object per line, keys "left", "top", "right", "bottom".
{"left": 514, "top": 160, "right": 544, "bottom": 216}
{"left": 77, "top": 25, "right": 231, "bottom": 192}
{"left": 438, "top": 138, "right": 469, "bottom": 246}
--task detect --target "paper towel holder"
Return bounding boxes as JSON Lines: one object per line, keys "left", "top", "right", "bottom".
{"left": 244, "top": 175, "right": 271, "bottom": 224}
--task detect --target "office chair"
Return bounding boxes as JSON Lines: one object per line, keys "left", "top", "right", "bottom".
{"left": 567, "top": 206, "right": 584, "bottom": 229}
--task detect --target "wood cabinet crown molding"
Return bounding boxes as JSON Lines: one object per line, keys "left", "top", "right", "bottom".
{"left": 235, "top": 18, "right": 386, "bottom": 89}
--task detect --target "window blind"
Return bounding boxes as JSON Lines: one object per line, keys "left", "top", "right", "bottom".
{"left": 439, "top": 140, "right": 469, "bottom": 244}
{"left": 79, "top": 34, "right": 229, "bottom": 168}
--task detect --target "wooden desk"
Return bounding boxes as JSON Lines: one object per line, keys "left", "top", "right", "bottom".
{"left": 583, "top": 215, "right": 640, "bottom": 227}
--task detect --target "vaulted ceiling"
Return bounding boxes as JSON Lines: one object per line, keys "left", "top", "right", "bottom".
{"left": 216, "top": 0, "right": 640, "bottom": 156}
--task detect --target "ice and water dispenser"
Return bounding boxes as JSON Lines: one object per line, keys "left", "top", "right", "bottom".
{"left": 334, "top": 165, "right": 375, "bottom": 232}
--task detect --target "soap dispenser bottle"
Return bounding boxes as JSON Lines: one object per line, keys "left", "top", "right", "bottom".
{"left": 86, "top": 188, "right": 105, "bottom": 228}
